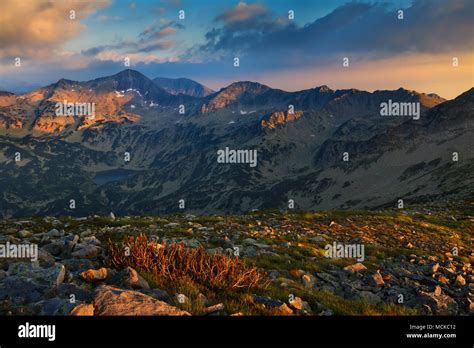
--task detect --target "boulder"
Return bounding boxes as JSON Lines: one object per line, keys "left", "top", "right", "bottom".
{"left": 344, "top": 263, "right": 367, "bottom": 274}
{"left": 252, "top": 295, "right": 283, "bottom": 307}
{"left": 418, "top": 287, "right": 458, "bottom": 315}
{"left": 113, "top": 267, "right": 150, "bottom": 289}
{"left": 57, "top": 283, "right": 93, "bottom": 302}
{"left": 93, "top": 285, "right": 190, "bottom": 316}
{"left": 18, "top": 230, "right": 33, "bottom": 238}
{"left": 369, "top": 271, "right": 385, "bottom": 287}
{"left": 7, "top": 262, "right": 65, "bottom": 287}
{"left": 454, "top": 275, "right": 466, "bottom": 286}
{"left": 36, "top": 298, "right": 76, "bottom": 315}
{"left": 203, "top": 303, "right": 225, "bottom": 314}
{"left": 0, "top": 276, "right": 46, "bottom": 303}
{"left": 71, "top": 244, "right": 101, "bottom": 259}
{"left": 80, "top": 267, "right": 110, "bottom": 282}
{"left": 47, "top": 229, "right": 62, "bottom": 238}
{"left": 69, "top": 303, "right": 94, "bottom": 316}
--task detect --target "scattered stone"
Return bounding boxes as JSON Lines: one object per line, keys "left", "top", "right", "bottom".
{"left": 109, "top": 212, "right": 116, "bottom": 220}
{"left": 203, "top": 303, "right": 225, "bottom": 314}
{"left": 276, "top": 303, "right": 293, "bottom": 315}
{"left": 302, "top": 274, "right": 315, "bottom": 288}
{"left": 0, "top": 276, "right": 46, "bottom": 303}
{"left": 42, "top": 241, "right": 65, "bottom": 256}
{"left": 38, "top": 249, "right": 56, "bottom": 267}
{"left": 369, "top": 271, "right": 385, "bottom": 287}
{"left": 252, "top": 295, "right": 283, "bottom": 308}
{"left": 357, "top": 291, "right": 382, "bottom": 305}
{"left": 57, "top": 283, "right": 93, "bottom": 302}
{"left": 344, "top": 263, "right": 367, "bottom": 274}
{"left": 70, "top": 303, "right": 95, "bottom": 316}
{"left": 438, "top": 275, "right": 450, "bottom": 284}
{"left": 80, "top": 268, "right": 109, "bottom": 282}
{"left": 93, "top": 285, "right": 190, "bottom": 316}
{"left": 319, "top": 309, "right": 334, "bottom": 316}
{"left": 454, "top": 275, "right": 466, "bottom": 286}
{"left": 8, "top": 262, "right": 65, "bottom": 287}
{"left": 242, "top": 238, "right": 257, "bottom": 245}
{"left": 419, "top": 288, "right": 458, "bottom": 315}
{"left": 18, "top": 230, "right": 33, "bottom": 238}
{"left": 71, "top": 244, "right": 101, "bottom": 259}
{"left": 36, "top": 298, "right": 76, "bottom": 315}
{"left": 47, "top": 229, "right": 62, "bottom": 238}
{"left": 141, "top": 288, "right": 171, "bottom": 302}
{"left": 116, "top": 267, "right": 150, "bottom": 289}
{"left": 81, "top": 236, "right": 101, "bottom": 246}
{"left": 288, "top": 296, "right": 303, "bottom": 310}
{"left": 62, "top": 259, "right": 94, "bottom": 273}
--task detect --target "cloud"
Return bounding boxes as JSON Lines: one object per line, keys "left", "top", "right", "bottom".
{"left": 83, "top": 21, "right": 182, "bottom": 58}
{"left": 0, "top": 0, "right": 110, "bottom": 60}
{"left": 215, "top": 1, "right": 269, "bottom": 25}
{"left": 190, "top": 0, "right": 474, "bottom": 68}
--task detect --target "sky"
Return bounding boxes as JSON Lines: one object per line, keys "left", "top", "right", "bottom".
{"left": 0, "top": 0, "right": 473, "bottom": 98}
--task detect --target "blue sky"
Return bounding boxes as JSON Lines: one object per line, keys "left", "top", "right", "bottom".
{"left": 0, "top": 0, "right": 472, "bottom": 98}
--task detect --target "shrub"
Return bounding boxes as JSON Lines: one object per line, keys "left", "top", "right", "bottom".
{"left": 107, "top": 234, "right": 266, "bottom": 290}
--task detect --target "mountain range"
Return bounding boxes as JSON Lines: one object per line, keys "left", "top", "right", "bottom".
{"left": 0, "top": 69, "right": 472, "bottom": 217}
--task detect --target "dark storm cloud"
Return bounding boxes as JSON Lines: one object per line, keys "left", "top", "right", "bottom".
{"left": 190, "top": 0, "right": 474, "bottom": 67}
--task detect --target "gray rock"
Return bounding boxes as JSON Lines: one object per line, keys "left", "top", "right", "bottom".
{"left": 71, "top": 244, "right": 101, "bottom": 259}
{"left": 61, "top": 259, "right": 94, "bottom": 274}
{"left": 242, "top": 245, "right": 257, "bottom": 257}
{"left": 38, "top": 248, "right": 56, "bottom": 267}
{"left": 142, "top": 288, "right": 171, "bottom": 302}
{"left": 7, "top": 262, "right": 65, "bottom": 287}
{"left": 81, "top": 236, "right": 101, "bottom": 246}
{"left": 114, "top": 267, "right": 150, "bottom": 290}
{"left": 42, "top": 241, "right": 65, "bottom": 257}
{"left": 242, "top": 238, "right": 258, "bottom": 245}
{"left": 0, "top": 276, "right": 46, "bottom": 303}
{"left": 252, "top": 295, "right": 284, "bottom": 308}
{"left": 93, "top": 285, "right": 190, "bottom": 315}
{"left": 47, "top": 229, "right": 62, "bottom": 238}
{"left": 18, "top": 230, "right": 33, "bottom": 238}
{"left": 357, "top": 291, "right": 382, "bottom": 305}
{"left": 57, "top": 283, "right": 93, "bottom": 302}
{"left": 416, "top": 287, "right": 459, "bottom": 315}
{"left": 181, "top": 238, "right": 200, "bottom": 248}
{"left": 36, "top": 298, "right": 76, "bottom": 315}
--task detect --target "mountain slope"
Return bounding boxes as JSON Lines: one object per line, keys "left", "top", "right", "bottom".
{"left": 153, "top": 77, "right": 214, "bottom": 97}
{"left": 0, "top": 71, "right": 470, "bottom": 217}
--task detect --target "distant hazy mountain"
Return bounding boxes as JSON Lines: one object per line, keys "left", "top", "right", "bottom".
{"left": 0, "top": 69, "right": 472, "bottom": 217}
{"left": 153, "top": 77, "right": 214, "bottom": 98}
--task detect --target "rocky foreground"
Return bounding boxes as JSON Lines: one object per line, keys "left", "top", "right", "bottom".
{"left": 0, "top": 208, "right": 472, "bottom": 316}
